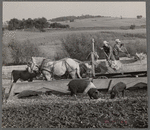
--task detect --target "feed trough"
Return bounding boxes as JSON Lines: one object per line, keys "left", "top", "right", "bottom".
{"left": 7, "top": 77, "right": 147, "bottom": 98}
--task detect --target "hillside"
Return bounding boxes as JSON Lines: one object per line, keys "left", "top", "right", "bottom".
{"left": 55, "top": 17, "right": 146, "bottom": 28}
{"left": 50, "top": 15, "right": 102, "bottom": 22}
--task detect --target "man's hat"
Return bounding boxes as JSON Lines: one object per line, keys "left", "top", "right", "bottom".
{"left": 115, "top": 39, "right": 121, "bottom": 43}
{"left": 103, "top": 41, "right": 109, "bottom": 44}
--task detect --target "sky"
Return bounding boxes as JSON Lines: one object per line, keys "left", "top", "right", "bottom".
{"left": 3, "top": 1, "right": 146, "bottom": 22}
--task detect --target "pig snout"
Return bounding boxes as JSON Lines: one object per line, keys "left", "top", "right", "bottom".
{"left": 88, "top": 88, "right": 99, "bottom": 99}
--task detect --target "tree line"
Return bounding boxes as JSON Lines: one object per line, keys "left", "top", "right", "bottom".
{"left": 6, "top": 17, "right": 49, "bottom": 31}
{"left": 50, "top": 15, "right": 102, "bottom": 22}
{"left": 4, "top": 17, "right": 70, "bottom": 31}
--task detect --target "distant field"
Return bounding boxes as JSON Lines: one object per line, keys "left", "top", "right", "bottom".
{"left": 3, "top": 29, "right": 146, "bottom": 45}
{"left": 3, "top": 17, "right": 146, "bottom": 43}
{"left": 59, "top": 17, "right": 146, "bottom": 28}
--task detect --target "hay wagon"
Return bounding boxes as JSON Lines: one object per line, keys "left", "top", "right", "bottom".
{"left": 84, "top": 38, "right": 147, "bottom": 79}
{"left": 94, "top": 57, "right": 147, "bottom": 79}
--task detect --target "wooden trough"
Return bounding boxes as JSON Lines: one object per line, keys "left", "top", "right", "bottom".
{"left": 7, "top": 77, "right": 147, "bottom": 98}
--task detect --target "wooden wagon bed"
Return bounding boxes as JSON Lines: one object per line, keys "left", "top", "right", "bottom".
{"left": 94, "top": 57, "right": 147, "bottom": 78}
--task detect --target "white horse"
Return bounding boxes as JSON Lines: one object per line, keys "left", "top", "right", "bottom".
{"left": 29, "top": 57, "right": 82, "bottom": 81}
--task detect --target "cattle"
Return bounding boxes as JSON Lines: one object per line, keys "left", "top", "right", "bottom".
{"left": 67, "top": 79, "right": 99, "bottom": 99}
{"left": 109, "top": 82, "right": 126, "bottom": 99}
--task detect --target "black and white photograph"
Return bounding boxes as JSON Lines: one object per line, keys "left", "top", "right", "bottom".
{"left": 2, "top": 1, "right": 148, "bottom": 128}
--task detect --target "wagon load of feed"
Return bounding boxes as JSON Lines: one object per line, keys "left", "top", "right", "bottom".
{"left": 96, "top": 53, "right": 147, "bottom": 74}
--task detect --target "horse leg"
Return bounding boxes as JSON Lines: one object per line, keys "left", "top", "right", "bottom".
{"left": 76, "top": 68, "right": 82, "bottom": 79}
{"left": 42, "top": 70, "right": 52, "bottom": 81}
{"left": 69, "top": 71, "right": 77, "bottom": 79}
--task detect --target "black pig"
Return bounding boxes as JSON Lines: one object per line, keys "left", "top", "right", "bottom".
{"left": 67, "top": 79, "right": 99, "bottom": 99}
{"left": 110, "top": 82, "right": 126, "bottom": 99}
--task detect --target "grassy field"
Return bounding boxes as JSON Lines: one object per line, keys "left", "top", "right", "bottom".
{"left": 2, "top": 17, "right": 146, "bottom": 64}
{"left": 59, "top": 17, "right": 146, "bottom": 28}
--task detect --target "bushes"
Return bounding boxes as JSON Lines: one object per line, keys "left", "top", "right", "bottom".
{"left": 61, "top": 32, "right": 147, "bottom": 61}
{"left": 2, "top": 43, "right": 13, "bottom": 65}
{"left": 2, "top": 31, "right": 147, "bottom": 65}
{"left": 3, "top": 40, "right": 41, "bottom": 65}
{"left": 125, "top": 40, "right": 147, "bottom": 56}
{"left": 130, "top": 24, "right": 135, "bottom": 30}
{"left": 61, "top": 33, "right": 93, "bottom": 61}
{"left": 61, "top": 32, "right": 114, "bottom": 61}
{"left": 7, "top": 17, "right": 49, "bottom": 31}
{"left": 50, "top": 22, "right": 70, "bottom": 28}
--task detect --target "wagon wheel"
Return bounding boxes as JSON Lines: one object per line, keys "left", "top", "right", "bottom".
{"left": 97, "top": 76, "right": 108, "bottom": 79}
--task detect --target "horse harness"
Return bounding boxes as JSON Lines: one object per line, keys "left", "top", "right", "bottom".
{"left": 64, "top": 60, "right": 77, "bottom": 73}
{"left": 38, "top": 59, "right": 78, "bottom": 78}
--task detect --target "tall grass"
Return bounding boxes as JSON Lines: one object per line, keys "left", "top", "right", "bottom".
{"left": 3, "top": 40, "right": 41, "bottom": 65}
{"left": 61, "top": 33, "right": 93, "bottom": 61}
{"left": 61, "top": 32, "right": 147, "bottom": 60}
{"left": 2, "top": 43, "right": 13, "bottom": 65}
{"left": 2, "top": 31, "right": 147, "bottom": 65}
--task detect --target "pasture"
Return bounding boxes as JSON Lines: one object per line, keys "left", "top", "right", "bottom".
{"left": 2, "top": 17, "right": 148, "bottom": 128}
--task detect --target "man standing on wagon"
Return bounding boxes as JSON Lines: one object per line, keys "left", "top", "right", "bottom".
{"left": 101, "top": 41, "right": 115, "bottom": 66}
{"left": 113, "top": 39, "right": 130, "bottom": 60}
{"left": 101, "top": 40, "right": 122, "bottom": 71}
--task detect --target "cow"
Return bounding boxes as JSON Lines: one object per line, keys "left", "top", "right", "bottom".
{"left": 67, "top": 79, "right": 99, "bottom": 99}
{"left": 109, "top": 82, "right": 126, "bottom": 99}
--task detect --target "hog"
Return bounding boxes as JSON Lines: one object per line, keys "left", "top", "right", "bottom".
{"left": 126, "top": 82, "right": 147, "bottom": 91}
{"left": 67, "top": 79, "right": 99, "bottom": 99}
{"left": 110, "top": 82, "right": 126, "bottom": 99}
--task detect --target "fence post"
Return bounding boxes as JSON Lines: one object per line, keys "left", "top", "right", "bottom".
{"left": 91, "top": 38, "right": 95, "bottom": 77}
